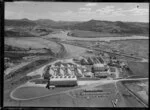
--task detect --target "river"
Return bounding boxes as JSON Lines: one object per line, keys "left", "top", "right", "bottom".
{"left": 43, "top": 31, "right": 149, "bottom": 42}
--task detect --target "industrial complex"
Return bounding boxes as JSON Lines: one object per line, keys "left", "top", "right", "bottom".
{"left": 42, "top": 54, "right": 122, "bottom": 88}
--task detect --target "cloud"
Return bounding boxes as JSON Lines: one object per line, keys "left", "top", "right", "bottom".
{"left": 111, "top": 8, "right": 125, "bottom": 16}
{"left": 13, "top": 1, "right": 31, "bottom": 4}
{"left": 5, "top": 10, "right": 15, "bottom": 18}
{"left": 104, "top": 6, "right": 115, "bottom": 9}
{"left": 79, "top": 7, "right": 91, "bottom": 11}
{"left": 85, "top": 3, "right": 97, "bottom": 7}
{"left": 96, "top": 6, "right": 115, "bottom": 14}
{"left": 128, "top": 8, "right": 149, "bottom": 16}
{"left": 63, "top": 10, "right": 73, "bottom": 15}
{"left": 96, "top": 6, "right": 148, "bottom": 17}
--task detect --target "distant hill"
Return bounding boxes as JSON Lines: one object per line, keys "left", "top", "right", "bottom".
{"left": 70, "top": 20, "right": 149, "bottom": 35}
{"left": 5, "top": 19, "right": 37, "bottom": 29}
{"left": 5, "top": 19, "right": 149, "bottom": 36}
{"left": 5, "top": 30, "right": 37, "bottom": 37}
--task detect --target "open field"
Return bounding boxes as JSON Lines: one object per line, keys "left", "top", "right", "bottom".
{"left": 116, "top": 81, "right": 147, "bottom": 107}
{"left": 108, "top": 39, "right": 149, "bottom": 58}
{"left": 127, "top": 61, "right": 149, "bottom": 77}
{"left": 5, "top": 37, "right": 61, "bottom": 53}
{"left": 68, "top": 30, "right": 123, "bottom": 38}
{"left": 121, "top": 80, "right": 148, "bottom": 106}
{"left": 62, "top": 39, "right": 149, "bottom": 59}
{"left": 12, "top": 86, "right": 75, "bottom": 99}
{"left": 4, "top": 58, "right": 56, "bottom": 106}
{"left": 4, "top": 36, "right": 66, "bottom": 73}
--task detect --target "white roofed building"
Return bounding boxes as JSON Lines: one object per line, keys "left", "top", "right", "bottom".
{"left": 59, "top": 68, "right": 65, "bottom": 76}
{"left": 67, "top": 64, "right": 71, "bottom": 67}
{"left": 49, "top": 68, "right": 55, "bottom": 76}
{"left": 93, "top": 63, "right": 107, "bottom": 71}
{"left": 67, "top": 68, "right": 73, "bottom": 76}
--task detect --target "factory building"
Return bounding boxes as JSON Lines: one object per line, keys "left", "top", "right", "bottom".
{"left": 43, "top": 62, "right": 79, "bottom": 87}
{"left": 67, "top": 68, "right": 73, "bottom": 76}
{"left": 92, "top": 63, "right": 109, "bottom": 78}
{"left": 49, "top": 68, "right": 55, "bottom": 76}
{"left": 50, "top": 75, "right": 77, "bottom": 87}
{"left": 74, "top": 67, "right": 83, "bottom": 77}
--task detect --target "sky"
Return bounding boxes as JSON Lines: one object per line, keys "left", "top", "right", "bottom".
{"left": 5, "top": 2, "right": 149, "bottom": 22}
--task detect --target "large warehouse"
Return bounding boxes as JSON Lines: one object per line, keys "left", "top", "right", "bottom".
{"left": 43, "top": 62, "right": 78, "bottom": 87}
{"left": 92, "top": 63, "right": 109, "bottom": 78}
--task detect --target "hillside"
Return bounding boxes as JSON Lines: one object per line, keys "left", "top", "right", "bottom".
{"left": 5, "top": 19, "right": 149, "bottom": 36}
{"left": 70, "top": 20, "right": 149, "bottom": 35}
{"left": 5, "top": 19, "right": 37, "bottom": 29}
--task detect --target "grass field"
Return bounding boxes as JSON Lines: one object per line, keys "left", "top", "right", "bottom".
{"left": 4, "top": 58, "right": 56, "bottom": 106}
{"left": 4, "top": 37, "right": 62, "bottom": 71}
{"left": 11, "top": 85, "right": 114, "bottom": 107}
{"left": 12, "top": 86, "right": 77, "bottom": 99}
{"left": 12, "top": 86, "right": 55, "bottom": 99}
{"left": 68, "top": 30, "right": 123, "bottom": 38}
{"left": 127, "top": 61, "right": 149, "bottom": 77}
{"left": 5, "top": 37, "right": 61, "bottom": 53}
{"left": 109, "top": 39, "right": 149, "bottom": 58}
{"left": 117, "top": 81, "right": 146, "bottom": 107}
{"left": 121, "top": 80, "right": 148, "bottom": 106}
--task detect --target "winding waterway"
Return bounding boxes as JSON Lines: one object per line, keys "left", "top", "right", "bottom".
{"left": 43, "top": 31, "right": 149, "bottom": 42}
